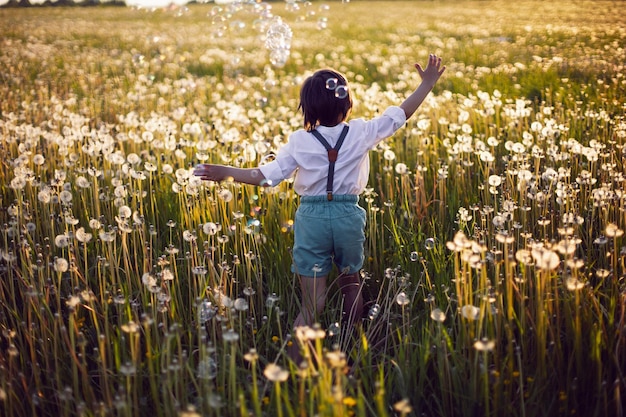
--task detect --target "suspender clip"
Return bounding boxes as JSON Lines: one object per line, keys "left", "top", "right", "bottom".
{"left": 327, "top": 192, "right": 333, "bottom": 201}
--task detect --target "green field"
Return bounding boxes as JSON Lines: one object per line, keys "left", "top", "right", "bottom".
{"left": 1, "top": 1, "right": 625, "bottom": 416}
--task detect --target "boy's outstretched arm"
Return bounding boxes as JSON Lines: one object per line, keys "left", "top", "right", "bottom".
{"left": 400, "top": 54, "right": 446, "bottom": 119}
{"left": 194, "top": 164, "right": 268, "bottom": 186}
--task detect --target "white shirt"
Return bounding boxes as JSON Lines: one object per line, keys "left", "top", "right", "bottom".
{"left": 259, "top": 106, "right": 406, "bottom": 196}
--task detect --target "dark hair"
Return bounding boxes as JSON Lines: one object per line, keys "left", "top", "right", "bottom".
{"left": 298, "top": 69, "right": 353, "bottom": 131}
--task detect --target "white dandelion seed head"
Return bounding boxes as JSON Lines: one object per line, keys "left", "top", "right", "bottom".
{"left": 54, "top": 257, "right": 69, "bottom": 272}
{"left": 461, "top": 304, "right": 480, "bottom": 320}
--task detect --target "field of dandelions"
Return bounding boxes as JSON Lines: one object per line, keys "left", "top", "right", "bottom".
{"left": 1, "top": 1, "right": 625, "bottom": 416}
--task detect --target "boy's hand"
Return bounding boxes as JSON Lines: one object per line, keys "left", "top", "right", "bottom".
{"left": 416, "top": 54, "right": 445, "bottom": 86}
{"left": 194, "top": 164, "right": 226, "bottom": 182}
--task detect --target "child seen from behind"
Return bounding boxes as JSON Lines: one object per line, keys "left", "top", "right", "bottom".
{"left": 194, "top": 54, "right": 445, "bottom": 363}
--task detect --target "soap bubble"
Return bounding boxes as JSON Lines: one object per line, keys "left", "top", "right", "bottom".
{"left": 317, "top": 17, "right": 328, "bottom": 30}
{"left": 265, "top": 18, "right": 292, "bottom": 51}
{"left": 367, "top": 303, "right": 381, "bottom": 320}
{"left": 334, "top": 85, "right": 349, "bottom": 99}
{"left": 325, "top": 78, "right": 338, "bottom": 90}
{"left": 327, "top": 322, "right": 340, "bottom": 336}
{"left": 265, "top": 17, "right": 292, "bottom": 67}
{"left": 269, "top": 48, "right": 289, "bottom": 68}
{"left": 424, "top": 237, "right": 436, "bottom": 250}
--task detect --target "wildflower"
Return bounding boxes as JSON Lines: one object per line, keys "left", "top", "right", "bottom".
{"left": 605, "top": 223, "right": 624, "bottom": 238}
{"left": 556, "top": 239, "right": 577, "bottom": 255}
{"left": 396, "top": 292, "right": 410, "bottom": 306}
{"left": 461, "top": 305, "right": 480, "bottom": 320}
{"left": 54, "top": 234, "right": 71, "bottom": 248}
{"left": 161, "top": 268, "right": 175, "bottom": 281}
{"left": 182, "top": 230, "right": 196, "bottom": 242}
{"left": 343, "top": 397, "right": 357, "bottom": 407}
{"left": 430, "top": 308, "right": 446, "bottom": 322}
{"left": 296, "top": 325, "right": 326, "bottom": 342}
{"left": 119, "top": 362, "right": 136, "bottom": 376}
{"left": 234, "top": 298, "right": 249, "bottom": 311}
{"left": 596, "top": 269, "right": 610, "bottom": 279}
{"left": 515, "top": 249, "right": 533, "bottom": 264}
{"left": 99, "top": 230, "right": 116, "bottom": 242}
{"left": 74, "top": 227, "right": 92, "bottom": 244}
{"left": 244, "top": 349, "right": 259, "bottom": 363}
{"left": 121, "top": 321, "right": 140, "bottom": 333}
{"left": 197, "top": 358, "right": 217, "bottom": 380}
{"left": 89, "top": 219, "right": 102, "bottom": 229}
{"left": 59, "top": 190, "right": 73, "bottom": 204}
{"left": 473, "top": 338, "right": 496, "bottom": 351}
{"left": 218, "top": 189, "right": 233, "bottom": 202}
{"left": 33, "top": 154, "right": 45, "bottom": 165}
{"left": 66, "top": 295, "right": 81, "bottom": 309}
{"left": 38, "top": 188, "right": 52, "bottom": 203}
{"left": 191, "top": 265, "right": 206, "bottom": 276}
{"left": 142, "top": 272, "right": 158, "bottom": 287}
{"left": 203, "top": 222, "right": 220, "bottom": 235}
{"left": 488, "top": 175, "right": 502, "bottom": 187}
{"left": 393, "top": 398, "right": 413, "bottom": 415}
{"left": 179, "top": 406, "right": 201, "bottom": 417}
{"left": 222, "top": 329, "right": 240, "bottom": 343}
{"left": 76, "top": 176, "right": 90, "bottom": 188}
{"left": 118, "top": 205, "right": 132, "bottom": 219}
{"left": 263, "top": 363, "right": 289, "bottom": 382}
{"left": 565, "top": 277, "right": 585, "bottom": 291}
{"left": 531, "top": 246, "right": 560, "bottom": 270}
{"left": 395, "top": 163, "right": 408, "bottom": 174}
{"left": 325, "top": 350, "right": 347, "bottom": 368}
{"left": 64, "top": 214, "right": 79, "bottom": 226}
{"left": 53, "top": 257, "right": 69, "bottom": 272}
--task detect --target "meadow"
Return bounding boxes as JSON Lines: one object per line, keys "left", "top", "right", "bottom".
{"left": 0, "top": 1, "right": 625, "bottom": 416}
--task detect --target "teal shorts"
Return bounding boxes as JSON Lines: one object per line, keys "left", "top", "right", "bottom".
{"left": 292, "top": 195, "right": 366, "bottom": 277}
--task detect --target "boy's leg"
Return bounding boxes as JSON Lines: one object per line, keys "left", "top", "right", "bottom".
{"left": 293, "top": 274, "right": 327, "bottom": 327}
{"left": 337, "top": 271, "right": 363, "bottom": 328}
{"left": 289, "top": 274, "right": 327, "bottom": 363}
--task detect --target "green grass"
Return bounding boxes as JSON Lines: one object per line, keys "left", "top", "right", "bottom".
{"left": 0, "top": 1, "right": 625, "bottom": 416}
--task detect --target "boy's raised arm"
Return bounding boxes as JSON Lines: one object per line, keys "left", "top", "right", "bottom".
{"left": 400, "top": 54, "right": 446, "bottom": 120}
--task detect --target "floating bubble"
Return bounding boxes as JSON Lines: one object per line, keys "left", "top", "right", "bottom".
{"left": 263, "top": 78, "right": 277, "bottom": 91}
{"left": 367, "top": 303, "right": 381, "bottom": 320}
{"left": 334, "top": 85, "right": 348, "bottom": 99}
{"left": 326, "top": 78, "right": 338, "bottom": 90}
{"left": 410, "top": 251, "right": 419, "bottom": 262}
{"left": 424, "top": 237, "right": 436, "bottom": 250}
{"left": 199, "top": 300, "right": 217, "bottom": 323}
{"left": 265, "top": 18, "right": 292, "bottom": 51}
{"left": 269, "top": 48, "right": 289, "bottom": 68}
{"left": 327, "top": 322, "right": 340, "bottom": 336}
